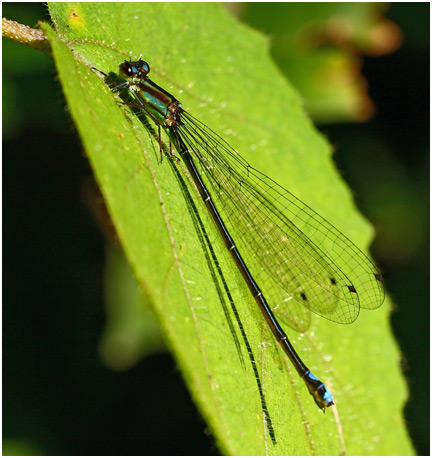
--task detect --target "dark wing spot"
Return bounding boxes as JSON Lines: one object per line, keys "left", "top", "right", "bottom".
{"left": 300, "top": 292, "right": 308, "bottom": 301}
{"left": 374, "top": 273, "right": 384, "bottom": 282}
{"left": 347, "top": 285, "right": 357, "bottom": 293}
{"left": 330, "top": 277, "right": 337, "bottom": 285}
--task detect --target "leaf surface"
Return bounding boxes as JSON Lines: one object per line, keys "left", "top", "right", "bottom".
{"left": 43, "top": 3, "right": 412, "bottom": 455}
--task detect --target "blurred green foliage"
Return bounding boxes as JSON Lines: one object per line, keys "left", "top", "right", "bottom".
{"left": 230, "top": 3, "right": 401, "bottom": 123}
{"left": 99, "top": 246, "right": 165, "bottom": 371}
{"left": 2, "top": 438, "right": 43, "bottom": 456}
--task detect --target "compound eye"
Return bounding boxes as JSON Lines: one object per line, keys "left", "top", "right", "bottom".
{"left": 120, "top": 60, "right": 149, "bottom": 78}
{"left": 120, "top": 61, "right": 134, "bottom": 77}
{"left": 140, "top": 61, "right": 150, "bottom": 75}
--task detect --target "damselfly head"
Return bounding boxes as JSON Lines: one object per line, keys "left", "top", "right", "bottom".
{"left": 120, "top": 59, "right": 150, "bottom": 79}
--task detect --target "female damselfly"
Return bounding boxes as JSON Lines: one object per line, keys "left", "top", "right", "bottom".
{"left": 93, "top": 58, "right": 385, "bottom": 411}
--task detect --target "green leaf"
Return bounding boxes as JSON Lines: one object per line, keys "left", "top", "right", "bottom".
{"left": 43, "top": 3, "right": 412, "bottom": 455}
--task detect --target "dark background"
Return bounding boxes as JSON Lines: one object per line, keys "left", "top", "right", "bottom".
{"left": 3, "top": 3, "right": 429, "bottom": 455}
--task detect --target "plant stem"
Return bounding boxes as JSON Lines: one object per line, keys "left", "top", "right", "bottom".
{"left": 2, "top": 17, "right": 51, "bottom": 54}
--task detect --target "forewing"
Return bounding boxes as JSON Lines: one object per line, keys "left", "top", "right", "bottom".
{"left": 179, "top": 112, "right": 385, "bottom": 328}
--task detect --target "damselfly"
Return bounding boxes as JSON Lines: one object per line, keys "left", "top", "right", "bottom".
{"left": 93, "top": 58, "right": 385, "bottom": 411}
